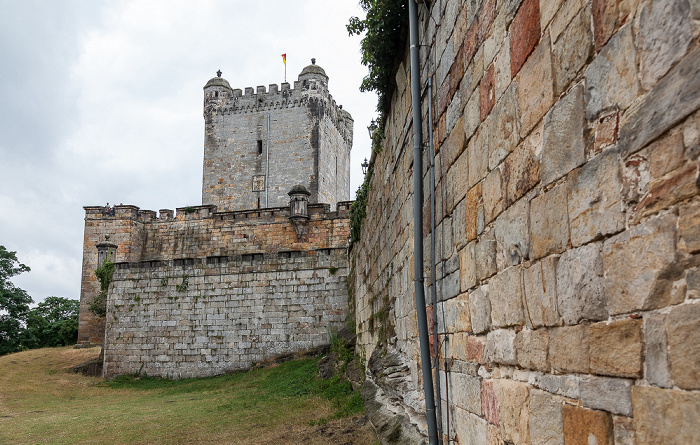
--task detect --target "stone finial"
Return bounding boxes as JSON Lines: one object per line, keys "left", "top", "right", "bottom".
{"left": 311, "top": 58, "right": 316, "bottom": 65}
{"left": 217, "top": 70, "right": 222, "bottom": 77}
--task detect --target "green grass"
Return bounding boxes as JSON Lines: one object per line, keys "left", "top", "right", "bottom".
{"left": 0, "top": 346, "right": 377, "bottom": 445}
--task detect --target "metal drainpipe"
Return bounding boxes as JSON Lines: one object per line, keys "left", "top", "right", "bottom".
{"left": 265, "top": 113, "right": 270, "bottom": 207}
{"left": 408, "top": 1, "right": 439, "bottom": 444}
{"left": 427, "top": 77, "right": 444, "bottom": 444}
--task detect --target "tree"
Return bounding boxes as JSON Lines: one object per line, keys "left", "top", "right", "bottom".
{"left": 25, "top": 297, "right": 80, "bottom": 348}
{"left": 0, "top": 245, "right": 33, "bottom": 355}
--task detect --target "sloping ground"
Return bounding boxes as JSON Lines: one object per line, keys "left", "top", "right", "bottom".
{"left": 0, "top": 346, "right": 378, "bottom": 445}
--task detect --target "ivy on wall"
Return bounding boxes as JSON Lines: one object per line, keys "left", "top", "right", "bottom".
{"left": 90, "top": 260, "right": 115, "bottom": 318}
{"left": 347, "top": 0, "right": 407, "bottom": 241}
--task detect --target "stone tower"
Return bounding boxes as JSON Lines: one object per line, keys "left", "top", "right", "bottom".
{"left": 202, "top": 59, "right": 354, "bottom": 211}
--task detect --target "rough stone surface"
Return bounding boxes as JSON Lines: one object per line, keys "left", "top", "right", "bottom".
{"left": 584, "top": 25, "right": 639, "bottom": 120}
{"left": 644, "top": 312, "right": 672, "bottom": 388}
{"left": 552, "top": 4, "right": 594, "bottom": 96}
{"left": 632, "top": 386, "right": 700, "bottom": 445}
{"left": 517, "top": 40, "right": 554, "bottom": 137}
{"left": 515, "top": 328, "right": 550, "bottom": 371}
{"left": 635, "top": 0, "right": 692, "bottom": 90}
{"left": 528, "top": 389, "right": 564, "bottom": 445}
{"left": 510, "top": 0, "right": 541, "bottom": 77}
{"left": 603, "top": 213, "right": 678, "bottom": 315}
{"left": 541, "top": 84, "right": 586, "bottom": 186}
{"left": 486, "top": 329, "right": 518, "bottom": 366}
{"left": 549, "top": 324, "right": 589, "bottom": 373}
{"left": 460, "top": 242, "right": 477, "bottom": 291}
{"left": 496, "top": 379, "right": 531, "bottom": 445}
{"left": 618, "top": 44, "right": 700, "bottom": 157}
{"left": 489, "top": 266, "right": 525, "bottom": 328}
{"left": 530, "top": 182, "right": 570, "bottom": 261}
{"left": 580, "top": 375, "right": 634, "bottom": 416}
{"left": 495, "top": 198, "right": 530, "bottom": 270}
{"left": 589, "top": 319, "right": 643, "bottom": 378}
{"left": 556, "top": 243, "right": 607, "bottom": 325}
{"left": 502, "top": 125, "right": 542, "bottom": 207}
{"left": 667, "top": 303, "right": 700, "bottom": 389}
{"left": 470, "top": 285, "right": 492, "bottom": 335}
{"left": 476, "top": 227, "right": 498, "bottom": 280}
{"left": 679, "top": 198, "right": 700, "bottom": 254}
{"left": 562, "top": 405, "right": 613, "bottom": 445}
{"left": 567, "top": 147, "right": 624, "bottom": 247}
{"left": 451, "top": 372, "right": 483, "bottom": 415}
{"left": 534, "top": 374, "right": 580, "bottom": 399}
{"left": 483, "top": 168, "right": 504, "bottom": 224}
{"left": 489, "top": 83, "right": 521, "bottom": 169}
{"left": 592, "top": 0, "right": 618, "bottom": 50}
{"left": 523, "top": 255, "right": 560, "bottom": 328}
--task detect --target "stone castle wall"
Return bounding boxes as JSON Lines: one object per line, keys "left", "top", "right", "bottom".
{"left": 351, "top": 0, "right": 699, "bottom": 443}
{"left": 79, "top": 202, "right": 352, "bottom": 375}
{"left": 202, "top": 68, "right": 353, "bottom": 212}
{"left": 103, "top": 248, "right": 348, "bottom": 379}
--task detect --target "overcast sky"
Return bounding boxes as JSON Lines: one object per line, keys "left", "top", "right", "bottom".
{"left": 0, "top": 0, "right": 376, "bottom": 304}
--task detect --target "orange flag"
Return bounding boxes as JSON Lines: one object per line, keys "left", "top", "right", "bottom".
{"left": 281, "top": 53, "right": 287, "bottom": 66}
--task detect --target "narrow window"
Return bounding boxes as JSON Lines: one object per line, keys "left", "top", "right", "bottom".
{"left": 257, "top": 140, "right": 263, "bottom": 154}
{"left": 257, "top": 197, "right": 261, "bottom": 209}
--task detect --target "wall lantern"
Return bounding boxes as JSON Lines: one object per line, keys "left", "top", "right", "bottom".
{"left": 361, "top": 158, "right": 369, "bottom": 175}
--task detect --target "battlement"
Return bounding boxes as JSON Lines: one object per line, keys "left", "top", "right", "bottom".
{"left": 84, "top": 200, "right": 352, "bottom": 224}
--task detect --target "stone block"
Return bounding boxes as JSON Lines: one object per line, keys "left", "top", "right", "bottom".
{"left": 523, "top": 255, "right": 560, "bottom": 328}
{"left": 580, "top": 375, "right": 633, "bottom": 416}
{"left": 632, "top": 385, "right": 700, "bottom": 445}
{"left": 453, "top": 406, "right": 489, "bottom": 445}
{"left": 465, "top": 183, "right": 482, "bottom": 243}
{"left": 585, "top": 25, "right": 639, "bottom": 120}
{"left": 679, "top": 198, "right": 700, "bottom": 254}
{"left": 493, "top": 41, "right": 511, "bottom": 102}
{"left": 541, "top": 83, "right": 586, "bottom": 186}
{"left": 482, "top": 380, "right": 499, "bottom": 425}
{"left": 549, "top": 324, "right": 589, "bottom": 373}
{"left": 530, "top": 183, "right": 570, "bottom": 261}
{"left": 515, "top": 328, "right": 550, "bottom": 371}
{"left": 517, "top": 40, "right": 554, "bottom": 138}
{"left": 603, "top": 213, "right": 678, "bottom": 315}
{"left": 688, "top": 267, "right": 700, "bottom": 299}
{"left": 460, "top": 242, "right": 477, "bottom": 292}
{"left": 568, "top": 147, "right": 624, "bottom": 247}
{"left": 510, "top": 0, "right": 541, "bottom": 78}
{"left": 619, "top": 45, "right": 700, "bottom": 157}
{"left": 468, "top": 120, "right": 491, "bottom": 188}
{"left": 592, "top": 0, "right": 618, "bottom": 50}
{"left": 635, "top": 0, "right": 692, "bottom": 90}
{"left": 528, "top": 389, "right": 565, "bottom": 445}
{"left": 496, "top": 379, "right": 531, "bottom": 445}
{"left": 489, "top": 266, "right": 525, "bottom": 328}
{"left": 556, "top": 243, "right": 607, "bottom": 325}
{"left": 463, "top": 88, "right": 481, "bottom": 141}
{"left": 613, "top": 416, "right": 635, "bottom": 445}
{"left": 469, "top": 285, "right": 492, "bottom": 334}
{"left": 562, "top": 405, "right": 613, "bottom": 445}
{"left": 635, "top": 163, "right": 699, "bottom": 223}
{"left": 452, "top": 332, "right": 486, "bottom": 364}
{"left": 489, "top": 82, "right": 521, "bottom": 170}
{"left": 476, "top": 227, "right": 498, "bottom": 280}
{"left": 533, "top": 373, "right": 580, "bottom": 399}
{"left": 540, "top": 0, "right": 566, "bottom": 31}
{"left": 549, "top": 0, "right": 586, "bottom": 44}
{"left": 502, "top": 126, "right": 542, "bottom": 208}
{"left": 482, "top": 167, "right": 504, "bottom": 224}
{"left": 552, "top": 4, "right": 594, "bottom": 96}
{"left": 495, "top": 198, "right": 530, "bottom": 270}
{"left": 444, "top": 292, "right": 471, "bottom": 334}
{"left": 485, "top": 328, "right": 517, "bottom": 365}
{"left": 451, "top": 372, "right": 483, "bottom": 415}
{"left": 667, "top": 303, "right": 700, "bottom": 389}
{"left": 648, "top": 131, "right": 685, "bottom": 180}
{"left": 480, "top": 63, "right": 496, "bottom": 121}
{"left": 643, "top": 312, "right": 672, "bottom": 388}
{"left": 588, "top": 319, "right": 643, "bottom": 378}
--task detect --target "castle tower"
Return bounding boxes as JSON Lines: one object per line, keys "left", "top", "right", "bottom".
{"left": 202, "top": 59, "right": 354, "bottom": 211}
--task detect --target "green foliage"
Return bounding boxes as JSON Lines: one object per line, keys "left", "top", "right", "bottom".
{"left": 347, "top": 0, "right": 408, "bottom": 129}
{"left": 184, "top": 206, "right": 195, "bottom": 214}
{"left": 175, "top": 275, "right": 189, "bottom": 292}
{"left": 90, "top": 260, "right": 115, "bottom": 318}
{"left": 349, "top": 163, "right": 373, "bottom": 242}
{"left": 0, "top": 245, "right": 33, "bottom": 355}
{"left": 329, "top": 266, "right": 339, "bottom": 275}
{"left": 25, "top": 297, "right": 79, "bottom": 348}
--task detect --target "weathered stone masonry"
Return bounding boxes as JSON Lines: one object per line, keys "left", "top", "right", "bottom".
{"left": 352, "top": 0, "right": 700, "bottom": 443}
{"left": 78, "top": 62, "right": 354, "bottom": 379}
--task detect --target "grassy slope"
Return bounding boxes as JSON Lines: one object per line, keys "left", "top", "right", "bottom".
{"left": 0, "top": 346, "right": 377, "bottom": 445}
